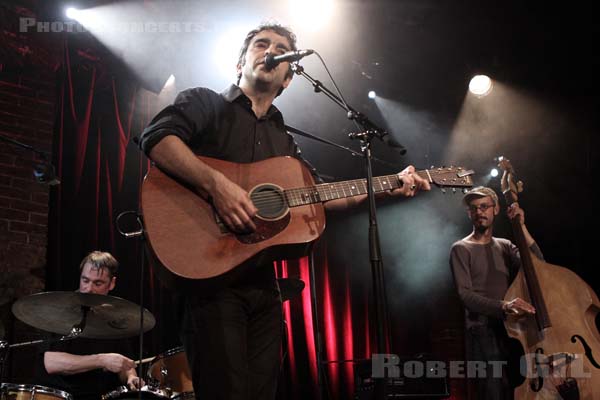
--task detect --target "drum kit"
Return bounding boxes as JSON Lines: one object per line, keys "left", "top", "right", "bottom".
{"left": 0, "top": 278, "right": 305, "bottom": 400}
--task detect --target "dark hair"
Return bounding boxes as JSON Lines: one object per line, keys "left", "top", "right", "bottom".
{"left": 79, "top": 251, "right": 119, "bottom": 278}
{"left": 236, "top": 22, "right": 298, "bottom": 87}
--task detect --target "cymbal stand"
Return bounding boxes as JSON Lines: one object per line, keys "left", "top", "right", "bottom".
{"left": 116, "top": 210, "right": 146, "bottom": 399}
{"left": 0, "top": 340, "right": 7, "bottom": 381}
{"left": 0, "top": 319, "right": 85, "bottom": 381}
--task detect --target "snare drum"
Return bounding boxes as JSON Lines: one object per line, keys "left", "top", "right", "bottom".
{"left": 0, "top": 383, "right": 72, "bottom": 400}
{"left": 101, "top": 385, "right": 170, "bottom": 400}
{"left": 147, "top": 347, "right": 193, "bottom": 395}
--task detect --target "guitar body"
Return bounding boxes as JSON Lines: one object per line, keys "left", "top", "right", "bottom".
{"left": 141, "top": 156, "right": 325, "bottom": 291}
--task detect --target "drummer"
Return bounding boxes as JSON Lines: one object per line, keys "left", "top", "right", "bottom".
{"left": 36, "top": 251, "right": 143, "bottom": 400}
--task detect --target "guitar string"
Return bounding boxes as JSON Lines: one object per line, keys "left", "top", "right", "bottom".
{"left": 247, "top": 171, "right": 461, "bottom": 207}
{"left": 251, "top": 183, "right": 467, "bottom": 208}
{"left": 246, "top": 171, "right": 453, "bottom": 202}
{"left": 251, "top": 185, "right": 397, "bottom": 207}
{"left": 248, "top": 175, "right": 404, "bottom": 201}
{"left": 251, "top": 180, "right": 397, "bottom": 201}
{"left": 248, "top": 183, "right": 396, "bottom": 200}
{"left": 249, "top": 175, "right": 413, "bottom": 205}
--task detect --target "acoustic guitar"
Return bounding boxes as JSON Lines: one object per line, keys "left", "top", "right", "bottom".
{"left": 141, "top": 155, "right": 474, "bottom": 290}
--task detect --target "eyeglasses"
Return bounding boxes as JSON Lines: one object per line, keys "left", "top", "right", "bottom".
{"left": 467, "top": 203, "right": 495, "bottom": 213}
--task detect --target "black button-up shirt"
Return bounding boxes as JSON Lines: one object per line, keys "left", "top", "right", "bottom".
{"left": 140, "top": 84, "right": 301, "bottom": 162}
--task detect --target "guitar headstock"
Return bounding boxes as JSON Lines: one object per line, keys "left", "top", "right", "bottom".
{"left": 425, "top": 166, "right": 475, "bottom": 190}
{"left": 497, "top": 156, "right": 523, "bottom": 204}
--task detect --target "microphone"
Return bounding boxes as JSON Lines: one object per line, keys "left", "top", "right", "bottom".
{"left": 264, "top": 49, "right": 314, "bottom": 70}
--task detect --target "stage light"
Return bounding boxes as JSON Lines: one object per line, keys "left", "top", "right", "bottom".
{"left": 214, "top": 25, "right": 253, "bottom": 80}
{"left": 63, "top": 6, "right": 99, "bottom": 28}
{"left": 289, "top": 0, "right": 334, "bottom": 32}
{"left": 163, "top": 74, "right": 175, "bottom": 88}
{"left": 368, "top": 91, "right": 376, "bottom": 99}
{"left": 469, "top": 74, "right": 493, "bottom": 97}
{"left": 65, "top": 7, "right": 78, "bottom": 20}
{"left": 490, "top": 168, "right": 499, "bottom": 178}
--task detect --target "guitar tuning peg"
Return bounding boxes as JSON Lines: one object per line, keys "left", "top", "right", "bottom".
{"left": 452, "top": 188, "right": 456, "bottom": 193}
{"left": 441, "top": 188, "right": 446, "bottom": 194}
{"left": 430, "top": 165, "right": 434, "bottom": 169}
{"left": 463, "top": 188, "right": 469, "bottom": 194}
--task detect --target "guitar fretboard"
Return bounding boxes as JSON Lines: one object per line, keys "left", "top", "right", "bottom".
{"left": 284, "top": 171, "right": 428, "bottom": 207}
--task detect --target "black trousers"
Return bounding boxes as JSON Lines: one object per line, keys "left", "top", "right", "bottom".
{"left": 466, "top": 322, "right": 514, "bottom": 400}
{"left": 180, "top": 286, "right": 283, "bottom": 400}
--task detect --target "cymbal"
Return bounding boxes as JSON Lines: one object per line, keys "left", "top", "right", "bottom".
{"left": 277, "top": 278, "right": 305, "bottom": 302}
{"left": 11, "top": 291, "right": 156, "bottom": 339}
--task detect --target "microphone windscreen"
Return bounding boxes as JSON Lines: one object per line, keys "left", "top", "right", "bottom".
{"left": 264, "top": 54, "right": 277, "bottom": 70}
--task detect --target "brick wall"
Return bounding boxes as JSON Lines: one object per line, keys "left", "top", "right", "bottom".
{"left": 0, "top": 65, "right": 57, "bottom": 381}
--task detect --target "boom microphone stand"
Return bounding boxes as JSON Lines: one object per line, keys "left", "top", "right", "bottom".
{"left": 290, "top": 59, "right": 407, "bottom": 400}
{"left": 0, "top": 134, "right": 60, "bottom": 185}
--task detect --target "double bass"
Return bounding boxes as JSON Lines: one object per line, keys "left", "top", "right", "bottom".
{"left": 500, "top": 157, "right": 600, "bottom": 399}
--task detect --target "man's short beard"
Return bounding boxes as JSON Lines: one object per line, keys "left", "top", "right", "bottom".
{"left": 473, "top": 213, "right": 495, "bottom": 234}
{"left": 474, "top": 224, "right": 489, "bottom": 234}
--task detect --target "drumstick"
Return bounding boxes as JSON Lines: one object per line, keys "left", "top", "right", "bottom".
{"left": 135, "top": 356, "right": 155, "bottom": 365}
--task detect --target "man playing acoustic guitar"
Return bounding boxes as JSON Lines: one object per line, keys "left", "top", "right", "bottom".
{"left": 140, "top": 22, "right": 430, "bottom": 400}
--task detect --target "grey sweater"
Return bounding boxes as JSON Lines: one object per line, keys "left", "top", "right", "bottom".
{"left": 450, "top": 237, "right": 543, "bottom": 329}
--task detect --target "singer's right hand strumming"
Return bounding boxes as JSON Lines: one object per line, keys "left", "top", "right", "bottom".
{"left": 149, "top": 135, "right": 258, "bottom": 233}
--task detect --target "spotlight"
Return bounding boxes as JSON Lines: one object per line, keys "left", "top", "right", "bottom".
{"left": 490, "top": 168, "right": 499, "bottom": 178}
{"left": 214, "top": 25, "right": 252, "bottom": 79}
{"left": 368, "top": 90, "right": 376, "bottom": 99}
{"left": 468, "top": 74, "right": 493, "bottom": 97}
{"left": 163, "top": 74, "right": 175, "bottom": 88}
{"left": 158, "top": 74, "right": 176, "bottom": 96}
{"left": 289, "top": 0, "right": 334, "bottom": 32}
{"left": 65, "top": 7, "right": 78, "bottom": 20}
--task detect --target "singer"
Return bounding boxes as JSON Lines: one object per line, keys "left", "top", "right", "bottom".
{"left": 139, "top": 22, "right": 429, "bottom": 400}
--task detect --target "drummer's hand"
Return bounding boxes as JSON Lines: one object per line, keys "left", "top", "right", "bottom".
{"left": 100, "top": 353, "right": 135, "bottom": 373}
{"left": 127, "top": 375, "right": 144, "bottom": 390}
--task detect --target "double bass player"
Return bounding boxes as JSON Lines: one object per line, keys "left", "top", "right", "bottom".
{"left": 450, "top": 186, "right": 542, "bottom": 399}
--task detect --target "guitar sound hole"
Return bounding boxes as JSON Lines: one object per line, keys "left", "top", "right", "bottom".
{"left": 250, "top": 184, "right": 288, "bottom": 221}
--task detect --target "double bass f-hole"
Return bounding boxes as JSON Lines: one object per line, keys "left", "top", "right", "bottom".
{"left": 572, "top": 334, "right": 600, "bottom": 369}
{"left": 530, "top": 348, "right": 581, "bottom": 392}
{"left": 530, "top": 348, "right": 544, "bottom": 392}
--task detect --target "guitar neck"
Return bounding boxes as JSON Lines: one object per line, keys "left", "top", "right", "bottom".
{"left": 284, "top": 171, "right": 429, "bottom": 207}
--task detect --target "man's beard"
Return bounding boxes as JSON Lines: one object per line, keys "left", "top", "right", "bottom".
{"left": 474, "top": 223, "right": 489, "bottom": 234}
{"left": 473, "top": 214, "right": 494, "bottom": 234}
